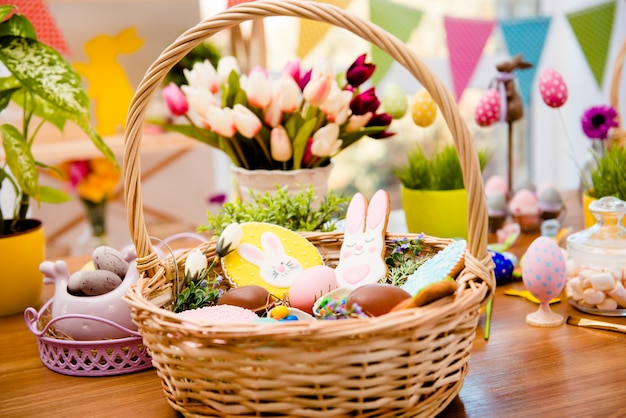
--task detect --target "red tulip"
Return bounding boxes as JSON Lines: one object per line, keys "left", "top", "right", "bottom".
{"left": 350, "top": 87, "right": 380, "bottom": 115}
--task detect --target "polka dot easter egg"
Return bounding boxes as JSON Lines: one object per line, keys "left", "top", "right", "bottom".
{"left": 411, "top": 88, "right": 437, "bottom": 127}
{"left": 491, "top": 251, "right": 515, "bottom": 284}
{"left": 538, "top": 68, "right": 567, "bottom": 108}
{"left": 474, "top": 88, "right": 500, "bottom": 127}
{"left": 221, "top": 222, "right": 323, "bottom": 297}
{"left": 382, "top": 82, "right": 408, "bottom": 119}
{"left": 522, "top": 237, "right": 566, "bottom": 304}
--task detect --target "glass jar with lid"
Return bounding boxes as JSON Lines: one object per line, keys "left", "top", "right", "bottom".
{"left": 566, "top": 196, "right": 626, "bottom": 316}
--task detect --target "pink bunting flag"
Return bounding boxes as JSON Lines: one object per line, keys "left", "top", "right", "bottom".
{"left": 8, "top": 0, "right": 70, "bottom": 56}
{"left": 227, "top": 0, "right": 254, "bottom": 7}
{"left": 444, "top": 17, "right": 495, "bottom": 102}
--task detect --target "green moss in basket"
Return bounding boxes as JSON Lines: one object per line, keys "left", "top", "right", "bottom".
{"left": 383, "top": 236, "right": 429, "bottom": 287}
{"left": 394, "top": 143, "right": 490, "bottom": 190}
{"left": 199, "top": 185, "right": 350, "bottom": 234}
{"left": 589, "top": 145, "right": 626, "bottom": 200}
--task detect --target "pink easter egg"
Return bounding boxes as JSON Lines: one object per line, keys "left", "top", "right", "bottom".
{"left": 288, "top": 265, "right": 338, "bottom": 314}
{"left": 485, "top": 175, "right": 509, "bottom": 196}
{"left": 522, "top": 237, "right": 567, "bottom": 303}
{"left": 538, "top": 68, "right": 568, "bottom": 108}
{"left": 474, "top": 88, "right": 501, "bottom": 127}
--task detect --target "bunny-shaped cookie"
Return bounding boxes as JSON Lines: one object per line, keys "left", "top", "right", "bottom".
{"left": 335, "top": 190, "right": 390, "bottom": 289}
{"left": 238, "top": 231, "right": 303, "bottom": 289}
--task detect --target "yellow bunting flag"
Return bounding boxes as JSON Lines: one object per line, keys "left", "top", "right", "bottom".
{"left": 297, "top": 0, "right": 351, "bottom": 58}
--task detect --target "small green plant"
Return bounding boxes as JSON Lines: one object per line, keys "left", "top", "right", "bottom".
{"left": 393, "top": 143, "right": 489, "bottom": 190}
{"left": 382, "top": 236, "right": 429, "bottom": 287}
{"left": 199, "top": 185, "right": 350, "bottom": 234}
{"left": 590, "top": 145, "right": 626, "bottom": 200}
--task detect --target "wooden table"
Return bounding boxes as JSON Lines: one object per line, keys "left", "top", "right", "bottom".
{"left": 2, "top": 200, "right": 625, "bottom": 417}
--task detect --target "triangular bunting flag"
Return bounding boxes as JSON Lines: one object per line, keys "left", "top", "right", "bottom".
{"left": 7, "top": 0, "right": 70, "bottom": 55}
{"left": 444, "top": 17, "right": 496, "bottom": 102}
{"left": 369, "top": 0, "right": 423, "bottom": 85}
{"left": 567, "top": 1, "right": 616, "bottom": 89}
{"left": 297, "top": 0, "right": 352, "bottom": 58}
{"left": 499, "top": 16, "right": 552, "bottom": 107}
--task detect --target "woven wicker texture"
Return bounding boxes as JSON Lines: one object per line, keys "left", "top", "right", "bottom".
{"left": 122, "top": 1, "right": 495, "bottom": 416}
{"left": 610, "top": 38, "right": 626, "bottom": 146}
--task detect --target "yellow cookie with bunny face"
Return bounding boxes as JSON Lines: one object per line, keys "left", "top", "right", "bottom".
{"left": 221, "top": 222, "right": 323, "bottom": 297}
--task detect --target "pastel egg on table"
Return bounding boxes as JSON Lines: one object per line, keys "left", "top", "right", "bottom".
{"left": 221, "top": 223, "right": 323, "bottom": 297}
{"left": 522, "top": 237, "right": 567, "bottom": 302}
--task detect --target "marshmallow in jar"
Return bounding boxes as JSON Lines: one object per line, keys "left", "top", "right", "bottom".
{"left": 566, "top": 196, "right": 626, "bottom": 314}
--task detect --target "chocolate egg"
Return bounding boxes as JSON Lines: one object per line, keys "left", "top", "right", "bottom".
{"left": 217, "top": 285, "right": 274, "bottom": 313}
{"left": 346, "top": 284, "right": 411, "bottom": 317}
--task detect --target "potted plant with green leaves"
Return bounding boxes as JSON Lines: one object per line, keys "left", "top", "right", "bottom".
{"left": 0, "top": 6, "right": 115, "bottom": 316}
{"left": 394, "top": 143, "right": 489, "bottom": 238}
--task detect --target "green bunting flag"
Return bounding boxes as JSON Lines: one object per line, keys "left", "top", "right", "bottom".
{"left": 567, "top": 1, "right": 616, "bottom": 89}
{"left": 368, "top": 0, "right": 423, "bottom": 85}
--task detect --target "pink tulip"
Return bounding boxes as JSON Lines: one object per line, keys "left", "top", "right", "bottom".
{"left": 284, "top": 59, "right": 310, "bottom": 90}
{"left": 162, "top": 82, "right": 189, "bottom": 116}
{"left": 270, "top": 126, "right": 292, "bottom": 162}
{"left": 275, "top": 75, "right": 302, "bottom": 112}
{"left": 264, "top": 98, "right": 282, "bottom": 128}
{"left": 233, "top": 104, "right": 262, "bottom": 138}
{"left": 181, "top": 84, "right": 217, "bottom": 127}
{"left": 246, "top": 66, "right": 272, "bottom": 108}
{"left": 303, "top": 73, "right": 332, "bottom": 108}
{"left": 311, "top": 123, "right": 342, "bottom": 157}
{"left": 183, "top": 60, "right": 220, "bottom": 94}
{"left": 206, "top": 105, "right": 236, "bottom": 137}
{"left": 216, "top": 55, "right": 240, "bottom": 85}
{"left": 320, "top": 84, "right": 352, "bottom": 124}
{"left": 345, "top": 112, "right": 373, "bottom": 132}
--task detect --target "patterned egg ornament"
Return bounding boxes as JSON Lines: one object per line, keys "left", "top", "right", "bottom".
{"left": 382, "top": 82, "right": 408, "bottom": 119}
{"left": 411, "top": 88, "right": 437, "bottom": 127}
{"left": 521, "top": 236, "right": 567, "bottom": 327}
{"left": 490, "top": 250, "right": 514, "bottom": 285}
{"left": 538, "top": 68, "right": 568, "bottom": 108}
{"left": 474, "top": 88, "right": 501, "bottom": 127}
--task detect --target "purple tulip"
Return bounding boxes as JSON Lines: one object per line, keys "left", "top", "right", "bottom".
{"left": 350, "top": 87, "right": 380, "bottom": 115}
{"left": 346, "top": 54, "right": 376, "bottom": 88}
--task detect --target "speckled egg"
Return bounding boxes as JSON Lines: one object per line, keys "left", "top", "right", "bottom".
{"left": 474, "top": 88, "right": 501, "bottom": 127}
{"left": 92, "top": 246, "right": 129, "bottom": 279}
{"left": 538, "top": 68, "right": 568, "bottom": 108}
{"left": 411, "top": 88, "right": 437, "bottom": 127}
{"left": 288, "top": 265, "right": 338, "bottom": 314}
{"left": 346, "top": 284, "right": 411, "bottom": 317}
{"left": 522, "top": 237, "right": 567, "bottom": 303}
{"left": 382, "top": 82, "right": 408, "bottom": 119}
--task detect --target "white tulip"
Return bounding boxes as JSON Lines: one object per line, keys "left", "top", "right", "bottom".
{"left": 184, "top": 249, "right": 208, "bottom": 283}
{"left": 216, "top": 223, "right": 243, "bottom": 258}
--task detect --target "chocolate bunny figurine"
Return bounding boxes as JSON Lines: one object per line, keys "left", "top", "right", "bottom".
{"left": 495, "top": 54, "right": 532, "bottom": 195}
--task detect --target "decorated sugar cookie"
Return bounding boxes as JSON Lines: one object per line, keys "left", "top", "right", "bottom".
{"left": 401, "top": 239, "right": 466, "bottom": 297}
{"left": 221, "top": 222, "right": 322, "bottom": 297}
{"left": 335, "top": 190, "right": 390, "bottom": 289}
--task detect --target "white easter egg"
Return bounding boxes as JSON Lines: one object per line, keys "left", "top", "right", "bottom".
{"left": 538, "top": 68, "right": 568, "bottom": 108}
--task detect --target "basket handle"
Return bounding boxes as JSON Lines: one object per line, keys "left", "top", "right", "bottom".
{"left": 610, "top": 38, "right": 626, "bottom": 144}
{"left": 123, "top": 0, "right": 491, "bottom": 285}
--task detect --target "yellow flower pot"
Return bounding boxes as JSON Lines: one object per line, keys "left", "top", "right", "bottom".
{"left": 0, "top": 220, "right": 45, "bottom": 316}
{"left": 582, "top": 193, "right": 626, "bottom": 228}
{"left": 400, "top": 186, "right": 468, "bottom": 239}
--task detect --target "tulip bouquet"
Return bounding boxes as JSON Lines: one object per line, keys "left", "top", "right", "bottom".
{"left": 161, "top": 54, "right": 394, "bottom": 171}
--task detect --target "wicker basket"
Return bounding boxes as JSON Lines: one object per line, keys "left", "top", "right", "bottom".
{"left": 122, "top": 1, "right": 495, "bottom": 416}
{"left": 610, "top": 38, "right": 626, "bottom": 147}
{"left": 24, "top": 299, "right": 152, "bottom": 377}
